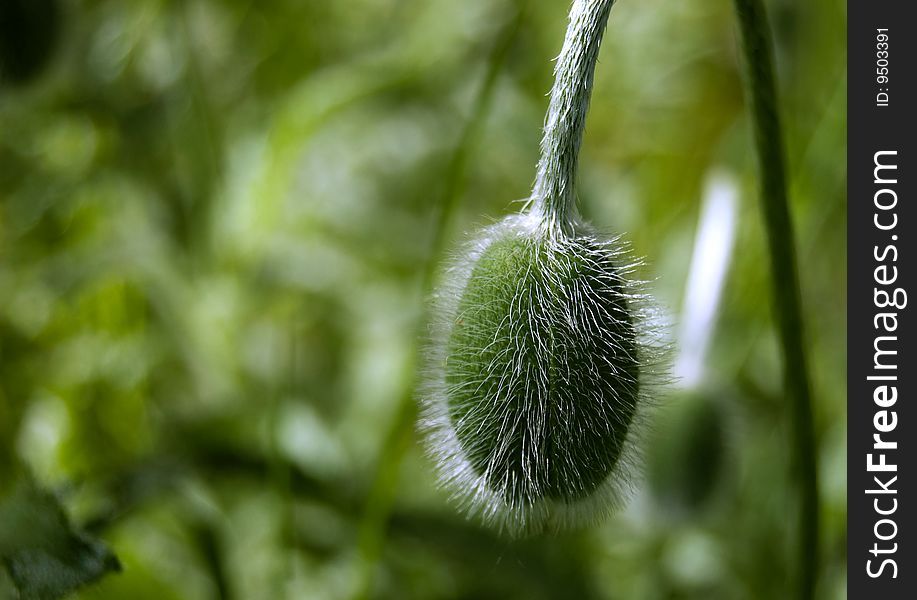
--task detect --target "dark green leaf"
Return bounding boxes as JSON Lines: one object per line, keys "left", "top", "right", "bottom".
{"left": 0, "top": 480, "right": 120, "bottom": 600}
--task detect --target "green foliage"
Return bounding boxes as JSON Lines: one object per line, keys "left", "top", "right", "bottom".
{"left": 1, "top": 479, "right": 120, "bottom": 600}
{"left": 0, "top": 0, "right": 847, "bottom": 598}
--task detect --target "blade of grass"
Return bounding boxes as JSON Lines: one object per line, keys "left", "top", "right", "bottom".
{"left": 731, "top": 1, "right": 819, "bottom": 598}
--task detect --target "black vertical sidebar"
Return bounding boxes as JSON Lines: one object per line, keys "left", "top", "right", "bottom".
{"left": 848, "top": 1, "right": 915, "bottom": 597}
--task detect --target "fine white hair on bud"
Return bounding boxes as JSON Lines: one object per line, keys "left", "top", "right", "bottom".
{"left": 421, "top": 215, "right": 661, "bottom": 534}
{"left": 419, "top": 0, "right": 664, "bottom": 534}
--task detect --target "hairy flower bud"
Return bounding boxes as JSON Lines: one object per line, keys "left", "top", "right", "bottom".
{"left": 419, "top": 0, "right": 661, "bottom": 534}
{"left": 422, "top": 214, "right": 650, "bottom": 532}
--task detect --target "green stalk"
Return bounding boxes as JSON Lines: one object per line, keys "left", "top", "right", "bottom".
{"left": 532, "top": 0, "right": 616, "bottom": 236}
{"left": 732, "top": 1, "right": 819, "bottom": 598}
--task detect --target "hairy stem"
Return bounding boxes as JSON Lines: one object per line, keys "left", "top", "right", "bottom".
{"left": 532, "top": 0, "right": 616, "bottom": 236}
{"left": 732, "top": 1, "right": 819, "bottom": 598}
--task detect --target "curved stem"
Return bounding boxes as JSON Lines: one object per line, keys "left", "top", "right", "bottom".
{"left": 532, "top": 0, "right": 616, "bottom": 236}
{"left": 732, "top": 1, "right": 819, "bottom": 598}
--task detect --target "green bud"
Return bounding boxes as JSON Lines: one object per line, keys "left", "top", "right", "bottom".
{"left": 648, "top": 391, "right": 726, "bottom": 515}
{"left": 419, "top": 0, "right": 662, "bottom": 534}
{"left": 422, "top": 215, "right": 652, "bottom": 532}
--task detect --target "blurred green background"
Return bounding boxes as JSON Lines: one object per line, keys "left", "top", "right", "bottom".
{"left": 1, "top": 0, "right": 846, "bottom": 598}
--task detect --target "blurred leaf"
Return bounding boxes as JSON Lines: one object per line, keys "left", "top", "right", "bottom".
{"left": 0, "top": 479, "right": 120, "bottom": 600}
